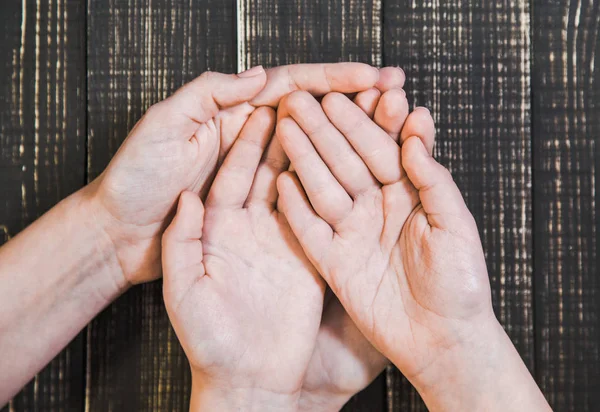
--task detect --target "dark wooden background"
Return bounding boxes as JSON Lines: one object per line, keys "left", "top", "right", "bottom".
{"left": 0, "top": 0, "right": 598, "bottom": 411}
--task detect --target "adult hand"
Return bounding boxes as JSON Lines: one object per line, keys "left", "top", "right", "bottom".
{"left": 87, "top": 63, "right": 381, "bottom": 288}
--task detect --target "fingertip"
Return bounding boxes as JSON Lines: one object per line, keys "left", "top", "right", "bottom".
{"left": 362, "top": 64, "right": 381, "bottom": 88}
{"left": 400, "top": 107, "right": 436, "bottom": 153}
{"left": 276, "top": 116, "right": 298, "bottom": 141}
{"left": 380, "top": 89, "right": 407, "bottom": 117}
{"left": 166, "top": 191, "right": 204, "bottom": 244}
{"left": 353, "top": 88, "right": 382, "bottom": 117}
{"left": 277, "top": 169, "right": 297, "bottom": 188}
{"left": 281, "top": 90, "right": 315, "bottom": 117}
{"left": 252, "top": 106, "right": 277, "bottom": 130}
{"left": 376, "top": 67, "right": 406, "bottom": 91}
{"left": 236, "top": 66, "right": 268, "bottom": 90}
{"left": 179, "top": 190, "right": 204, "bottom": 213}
{"left": 321, "top": 91, "right": 349, "bottom": 112}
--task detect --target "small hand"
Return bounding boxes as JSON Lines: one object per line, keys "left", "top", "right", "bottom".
{"left": 87, "top": 63, "right": 380, "bottom": 287}
{"left": 162, "top": 107, "right": 325, "bottom": 410}
{"left": 297, "top": 68, "right": 433, "bottom": 410}
{"left": 276, "top": 89, "right": 492, "bottom": 398}
{"left": 277, "top": 91, "right": 550, "bottom": 411}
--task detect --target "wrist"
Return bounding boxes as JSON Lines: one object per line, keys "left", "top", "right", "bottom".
{"left": 298, "top": 390, "right": 351, "bottom": 412}
{"left": 73, "top": 183, "right": 130, "bottom": 296}
{"left": 190, "top": 371, "right": 300, "bottom": 412}
{"left": 407, "top": 317, "right": 549, "bottom": 412}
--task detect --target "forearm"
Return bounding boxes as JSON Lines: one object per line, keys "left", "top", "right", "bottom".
{"left": 407, "top": 319, "right": 551, "bottom": 412}
{"left": 0, "top": 186, "right": 127, "bottom": 404}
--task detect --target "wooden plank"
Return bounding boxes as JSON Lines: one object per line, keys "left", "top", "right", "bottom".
{"left": 238, "top": 0, "right": 382, "bottom": 68}
{"left": 85, "top": 1, "right": 236, "bottom": 410}
{"left": 238, "top": 1, "right": 384, "bottom": 409}
{"left": 383, "top": 1, "right": 534, "bottom": 410}
{"left": 0, "top": 0, "right": 86, "bottom": 410}
{"left": 533, "top": 1, "right": 600, "bottom": 410}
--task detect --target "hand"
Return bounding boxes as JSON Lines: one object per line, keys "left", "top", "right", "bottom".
{"left": 277, "top": 92, "right": 550, "bottom": 411}
{"left": 87, "top": 63, "right": 381, "bottom": 287}
{"left": 297, "top": 73, "right": 417, "bottom": 411}
{"left": 162, "top": 107, "right": 325, "bottom": 411}
{"left": 277, "top": 88, "right": 440, "bottom": 377}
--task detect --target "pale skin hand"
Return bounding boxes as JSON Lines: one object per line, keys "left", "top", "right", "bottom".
{"left": 298, "top": 78, "right": 439, "bottom": 411}
{"left": 276, "top": 91, "right": 551, "bottom": 411}
{"left": 162, "top": 107, "right": 326, "bottom": 411}
{"left": 90, "top": 62, "right": 382, "bottom": 287}
{"left": 0, "top": 63, "right": 384, "bottom": 406}
{"left": 164, "top": 67, "right": 413, "bottom": 412}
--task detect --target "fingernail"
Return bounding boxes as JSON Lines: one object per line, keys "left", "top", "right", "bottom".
{"left": 397, "top": 67, "right": 406, "bottom": 77}
{"left": 238, "top": 65, "right": 264, "bottom": 78}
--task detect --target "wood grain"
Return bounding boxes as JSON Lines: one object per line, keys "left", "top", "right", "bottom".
{"left": 238, "top": 0, "right": 382, "bottom": 69}
{"left": 238, "top": 0, "right": 385, "bottom": 409}
{"left": 85, "top": 1, "right": 235, "bottom": 410}
{"left": 383, "top": 1, "right": 534, "bottom": 409}
{"left": 0, "top": 0, "right": 86, "bottom": 411}
{"left": 533, "top": 1, "right": 600, "bottom": 410}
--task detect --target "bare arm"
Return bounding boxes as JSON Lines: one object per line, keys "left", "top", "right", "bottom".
{"left": 0, "top": 184, "right": 126, "bottom": 404}
{"left": 0, "top": 62, "right": 383, "bottom": 407}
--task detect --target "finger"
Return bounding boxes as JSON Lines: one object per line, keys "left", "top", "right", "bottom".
{"left": 276, "top": 171, "right": 333, "bottom": 264}
{"left": 147, "top": 67, "right": 267, "bottom": 137}
{"left": 246, "top": 135, "right": 290, "bottom": 209}
{"left": 280, "top": 91, "right": 378, "bottom": 197}
{"left": 373, "top": 89, "right": 410, "bottom": 142}
{"left": 402, "top": 137, "right": 474, "bottom": 231}
{"left": 206, "top": 107, "right": 276, "bottom": 209}
{"left": 277, "top": 117, "right": 353, "bottom": 226}
{"left": 400, "top": 107, "right": 436, "bottom": 154}
{"left": 375, "top": 67, "right": 406, "bottom": 92}
{"left": 162, "top": 191, "right": 205, "bottom": 303}
{"left": 251, "top": 63, "right": 379, "bottom": 107}
{"left": 322, "top": 92, "right": 402, "bottom": 185}
{"left": 353, "top": 88, "right": 381, "bottom": 118}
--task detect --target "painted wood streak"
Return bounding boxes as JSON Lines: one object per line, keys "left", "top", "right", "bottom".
{"left": 533, "top": 1, "right": 600, "bottom": 410}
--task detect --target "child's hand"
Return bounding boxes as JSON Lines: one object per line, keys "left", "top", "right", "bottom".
{"left": 297, "top": 83, "right": 432, "bottom": 411}
{"left": 277, "top": 91, "right": 549, "bottom": 411}
{"left": 88, "top": 63, "right": 380, "bottom": 287}
{"left": 162, "top": 107, "right": 325, "bottom": 411}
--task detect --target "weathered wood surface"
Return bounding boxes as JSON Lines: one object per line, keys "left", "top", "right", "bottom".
{"left": 533, "top": 1, "right": 600, "bottom": 411}
{"left": 239, "top": 0, "right": 385, "bottom": 409}
{"left": 0, "top": 0, "right": 598, "bottom": 410}
{"left": 384, "top": 1, "right": 534, "bottom": 409}
{"left": 0, "top": 0, "right": 86, "bottom": 410}
{"left": 85, "top": 1, "right": 236, "bottom": 410}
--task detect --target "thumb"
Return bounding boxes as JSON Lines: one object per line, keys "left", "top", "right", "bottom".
{"left": 157, "top": 66, "right": 267, "bottom": 129}
{"left": 162, "top": 191, "right": 206, "bottom": 308}
{"left": 402, "top": 136, "right": 473, "bottom": 231}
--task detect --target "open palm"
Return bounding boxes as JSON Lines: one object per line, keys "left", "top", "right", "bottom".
{"left": 162, "top": 107, "right": 325, "bottom": 400}
{"left": 91, "top": 63, "right": 381, "bottom": 286}
{"left": 277, "top": 91, "right": 494, "bottom": 382}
